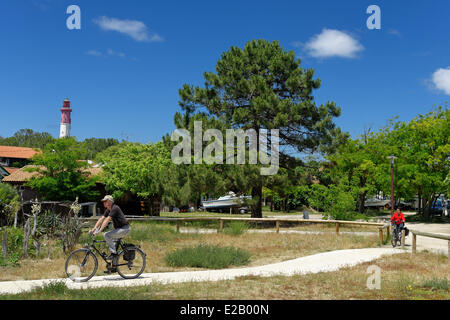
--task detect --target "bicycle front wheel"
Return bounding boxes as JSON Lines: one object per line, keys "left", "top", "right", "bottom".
{"left": 391, "top": 232, "right": 397, "bottom": 247}
{"left": 116, "top": 247, "right": 146, "bottom": 279}
{"left": 65, "top": 248, "right": 98, "bottom": 282}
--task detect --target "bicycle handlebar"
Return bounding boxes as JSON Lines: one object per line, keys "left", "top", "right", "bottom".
{"left": 88, "top": 227, "right": 100, "bottom": 236}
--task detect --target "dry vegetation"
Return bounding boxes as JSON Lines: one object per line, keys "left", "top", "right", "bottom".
{"left": 1, "top": 252, "right": 448, "bottom": 300}
{"left": 0, "top": 221, "right": 379, "bottom": 281}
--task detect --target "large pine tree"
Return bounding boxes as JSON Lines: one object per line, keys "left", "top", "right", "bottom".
{"left": 176, "top": 39, "right": 343, "bottom": 217}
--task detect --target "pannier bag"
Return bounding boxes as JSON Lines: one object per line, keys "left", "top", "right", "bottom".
{"left": 123, "top": 244, "right": 136, "bottom": 261}
{"left": 403, "top": 227, "right": 409, "bottom": 237}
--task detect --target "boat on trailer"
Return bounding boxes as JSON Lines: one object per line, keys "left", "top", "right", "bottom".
{"left": 201, "top": 192, "right": 252, "bottom": 213}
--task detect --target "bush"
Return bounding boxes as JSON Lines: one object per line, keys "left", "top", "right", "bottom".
{"left": 0, "top": 227, "right": 25, "bottom": 267}
{"left": 165, "top": 244, "right": 250, "bottom": 269}
{"left": 0, "top": 183, "right": 20, "bottom": 226}
{"left": 223, "top": 221, "right": 248, "bottom": 235}
{"left": 421, "top": 278, "right": 449, "bottom": 291}
{"left": 322, "top": 185, "right": 359, "bottom": 221}
{"left": 129, "top": 222, "right": 178, "bottom": 243}
{"left": 306, "top": 184, "right": 329, "bottom": 212}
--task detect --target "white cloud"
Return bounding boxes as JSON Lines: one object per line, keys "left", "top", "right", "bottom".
{"left": 93, "top": 16, "right": 163, "bottom": 42}
{"left": 304, "top": 29, "right": 363, "bottom": 59}
{"left": 388, "top": 28, "right": 402, "bottom": 37}
{"left": 85, "top": 50, "right": 103, "bottom": 57}
{"left": 431, "top": 67, "right": 450, "bottom": 95}
{"left": 85, "top": 49, "right": 127, "bottom": 59}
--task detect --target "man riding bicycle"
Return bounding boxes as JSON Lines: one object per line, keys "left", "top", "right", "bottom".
{"left": 391, "top": 207, "right": 406, "bottom": 237}
{"left": 90, "top": 195, "right": 130, "bottom": 260}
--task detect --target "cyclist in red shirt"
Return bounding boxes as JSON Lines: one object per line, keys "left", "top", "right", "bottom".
{"left": 391, "top": 207, "right": 405, "bottom": 235}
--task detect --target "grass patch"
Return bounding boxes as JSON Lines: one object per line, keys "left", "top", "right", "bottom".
{"left": 0, "top": 280, "right": 156, "bottom": 300}
{"left": 420, "top": 278, "right": 449, "bottom": 291}
{"left": 223, "top": 221, "right": 249, "bottom": 235}
{"left": 164, "top": 244, "right": 251, "bottom": 269}
{"left": 129, "top": 222, "right": 178, "bottom": 243}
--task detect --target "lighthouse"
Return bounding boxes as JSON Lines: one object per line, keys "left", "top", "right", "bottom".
{"left": 59, "top": 98, "right": 72, "bottom": 138}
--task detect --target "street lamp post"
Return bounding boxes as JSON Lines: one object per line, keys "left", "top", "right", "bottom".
{"left": 387, "top": 156, "right": 397, "bottom": 214}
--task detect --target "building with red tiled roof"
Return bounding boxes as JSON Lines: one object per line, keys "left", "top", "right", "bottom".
{"left": 2, "top": 164, "right": 104, "bottom": 202}
{"left": 4, "top": 167, "right": 19, "bottom": 174}
{"left": 0, "top": 146, "right": 41, "bottom": 168}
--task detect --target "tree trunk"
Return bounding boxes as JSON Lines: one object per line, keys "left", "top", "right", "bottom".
{"left": 423, "top": 193, "right": 434, "bottom": 221}
{"left": 46, "top": 234, "right": 51, "bottom": 260}
{"left": 359, "top": 191, "right": 368, "bottom": 213}
{"left": 13, "top": 210, "right": 18, "bottom": 229}
{"left": 251, "top": 184, "right": 263, "bottom": 218}
{"left": 149, "top": 196, "right": 161, "bottom": 217}
{"left": 23, "top": 218, "right": 31, "bottom": 258}
{"left": 35, "top": 240, "right": 41, "bottom": 258}
{"left": 417, "top": 190, "right": 422, "bottom": 215}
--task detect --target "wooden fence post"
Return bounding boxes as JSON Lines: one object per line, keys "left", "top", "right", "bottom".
{"left": 276, "top": 221, "right": 280, "bottom": 233}
{"left": 412, "top": 233, "right": 416, "bottom": 254}
{"left": 379, "top": 228, "right": 383, "bottom": 246}
{"left": 401, "top": 229, "right": 406, "bottom": 249}
{"left": 176, "top": 220, "right": 180, "bottom": 233}
{"left": 218, "top": 219, "right": 223, "bottom": 233}
{"left": 335, "top": 222, "right": 339, "bottom": 235}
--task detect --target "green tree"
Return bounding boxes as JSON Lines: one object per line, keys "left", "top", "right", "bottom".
{"left": 0, "top": 129, "right": 55, "bottom": 149}
{"left": 382, "top": 107, "right": 449, "bottom": 219}
{"left": 26, "top": 138, "right": 99, "bottom": 202}
{"left": 176, "top": 39, "right": 342, "bottom": 217}
{"left": 79, "top": 138, "right": 120, "bottom": 160}
{"left": 97, "top": 142, "right": 179, "bottom": 216}
{"left": 0, "top": 183, "right": 19, "bottom": 227}
{"left": 327, "top": 137, "right": 379, "bottom": 212}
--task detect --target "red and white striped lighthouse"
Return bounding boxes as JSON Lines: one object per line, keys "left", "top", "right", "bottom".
{"left": 59, "top": 98, "right": 72, "bottom": 138}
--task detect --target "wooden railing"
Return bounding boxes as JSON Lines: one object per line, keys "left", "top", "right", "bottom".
{"left": 82, "top": 215, "right": 384, "bottom": 236}
{"left": 82, "top": 216, "right": 450, "bottom": 257}
{"left": 409, "top": 229, "right": 450, "bottom": 257}
{"left": 379, "top": 223, "right": 393, "bottom": 247}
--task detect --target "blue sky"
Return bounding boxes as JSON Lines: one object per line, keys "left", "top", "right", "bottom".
{"left": 0, "top": 0, "right": 449, "bottom": 143}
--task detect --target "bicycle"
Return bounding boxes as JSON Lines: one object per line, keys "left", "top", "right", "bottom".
{"left": 391, "top": 223, "right": 404, "bottom": 247}
{"left": 65, "top": 232, "right": 146, "bottom": 282}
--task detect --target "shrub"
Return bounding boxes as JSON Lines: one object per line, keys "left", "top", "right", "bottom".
{"left": 165, "top": 244, "right": 250, "bottom": 269}
{"left": 0, "top": 227, "right": 25, "bottom": 267}
{"left": 421, "top": 278, "right": 449, "bottom": 291}
{"left": 322, "top": 185, "right": 361, "bottom": 221}
{"left": 306, "top": 184, "right": 329, "bottom": 212}
{"left": 223, "top": 221, "right": 248, "bottom": 235}
{"left": 129, "top": 222, "right": 177, "bottom": 243}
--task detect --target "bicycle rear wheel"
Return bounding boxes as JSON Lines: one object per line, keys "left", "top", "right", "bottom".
{"left": 65, "top": 248, "right": 98, "bottom": 282}
{"left": 116, "top": 247, "right": 146, "bottom": 279}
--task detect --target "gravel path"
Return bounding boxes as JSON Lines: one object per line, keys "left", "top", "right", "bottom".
{"left": 0, "top": 248, "right": 401, "bottom": 295}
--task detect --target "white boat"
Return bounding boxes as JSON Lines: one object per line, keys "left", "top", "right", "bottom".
{"left": 201, "top": 192, "right": 252, "bottom": 212}
{"left": 364, "top": 198, "right": 391, "bottom": 208}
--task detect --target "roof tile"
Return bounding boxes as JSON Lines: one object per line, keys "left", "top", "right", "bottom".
{"left": 0, "top": 146, "right": 41, "bottom": 159}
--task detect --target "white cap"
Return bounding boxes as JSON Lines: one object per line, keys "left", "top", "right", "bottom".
{"left": 101, "top": 195, "right": 114, "bottom": 202}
